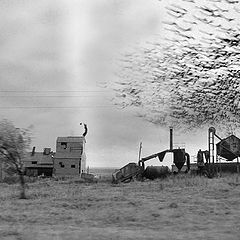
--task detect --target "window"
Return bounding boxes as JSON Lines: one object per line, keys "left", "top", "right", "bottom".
{"left": 71, "top": 165, "right": 76, "bottom": 168}
{"left": 61, "top": 142, "right": 67, "bottom": 149}
{"left": 59, "top": 162, "right": 65, "bottom": 168}
{"left": 32, "top": 161, "right": 37, "bottom": 164}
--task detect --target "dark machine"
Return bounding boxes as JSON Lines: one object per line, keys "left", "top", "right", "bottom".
{"left": 196, "top": 127, "right": 240, "bottom": 177}
{"left": 112, "top": 162, "right": 143, "bottom": 183}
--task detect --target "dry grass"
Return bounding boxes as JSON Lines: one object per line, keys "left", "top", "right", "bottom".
{"left": 0, "top": 174, "right": 240, "bottom": 240}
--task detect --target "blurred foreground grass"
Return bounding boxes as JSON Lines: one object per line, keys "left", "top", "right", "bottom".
{"left": 0, "top": 173, "right": 240, "bottom": 240}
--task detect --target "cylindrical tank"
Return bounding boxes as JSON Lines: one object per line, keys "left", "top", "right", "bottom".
{"left": 143, "top": 166, "right": 170, "bottom": 180}
{"left": 173, "top": 149, "right": 186, "bottom": 171}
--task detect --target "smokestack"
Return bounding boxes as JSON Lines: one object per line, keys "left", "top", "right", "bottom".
{"left": 170, "top": 127, "right": 173, "bottom": 151}
{"left": 31, "top": 146, "right": 36, "bottom": 156}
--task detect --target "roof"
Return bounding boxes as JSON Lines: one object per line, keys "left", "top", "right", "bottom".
{"left": 216, "top": 135, "right": 240, "bottom": 146}
{"left": 57, "top": 136, "right": 85, "bottom": 143}
{"left": 54, "top": 152, "right": 82, "bottom": 159}
{"left": 24, "top": 152, "right": 53, "bottom": 167}
{"left": 216, "top": 134, "right": 240, "bottom": 161}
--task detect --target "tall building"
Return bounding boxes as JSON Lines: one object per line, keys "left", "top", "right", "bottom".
{"left": 53, "top": 136, "right": 86, "bottom": 176}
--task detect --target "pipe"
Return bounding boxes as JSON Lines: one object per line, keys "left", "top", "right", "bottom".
{"left": 185, "top": 153, "right": 190, "bottom": 172}
{"left": 170, "top": 127, "right": 173, "bottom": 151}
{"left": 31, "top": 146, "right": 36, "bottom": 156}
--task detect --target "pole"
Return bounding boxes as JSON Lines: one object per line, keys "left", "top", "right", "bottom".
{"left": 170, "top": 127, "right": 173, "bottom": 151}
{"left": 219, "top": 156, "right": 222, "bottom": 177}
{"left": 138, "top": 142, "right": 142, "bottom": 165}
{"left": 208, "top": 127, "right": 216, "bottom": 176}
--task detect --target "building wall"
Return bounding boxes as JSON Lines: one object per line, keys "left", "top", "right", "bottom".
{"left": 80, "top": 152, "right": 86, "bottom": 173}
{"left": 56, "top": 139, "right": 84, "bottom": 155}
{"left": 54, "top": 158, "right": 80, "bottom": 176}
{"left": 54, "top": 137, "right": 86, "bottom": 176}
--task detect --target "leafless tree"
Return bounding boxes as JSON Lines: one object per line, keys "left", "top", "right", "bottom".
{"left": 0, "top": 119, "right": 31, "bottom": 199}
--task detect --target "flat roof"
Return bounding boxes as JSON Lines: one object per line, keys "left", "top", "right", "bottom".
{"left": 57, "top": 136, "right": 85, "bottom": 143}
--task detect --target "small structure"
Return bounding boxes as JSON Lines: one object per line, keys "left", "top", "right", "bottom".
{"left": 216, "top": 135, "right": 240, "bottom": 161}
{"left": 53, "top": 136, "right": 86, "bottom": 176}
{"left": 24, "top": 147, "right": 54, "bottom": 177}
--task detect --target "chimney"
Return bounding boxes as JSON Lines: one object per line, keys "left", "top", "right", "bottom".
{"left": 31, "top": 146, "right": 36, "bottom": 156}
{"left": 170, "top": 127, "right": 173, "bottom": 151}
{"left": 43, "top": 148, "right": 51, "bottom": 155}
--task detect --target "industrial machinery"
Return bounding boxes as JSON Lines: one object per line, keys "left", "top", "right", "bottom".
{"left": 112, "top": 162, "right": 143, "bottom": 183}
{"left": 196, "top": 127, "right": 240, "bottom": 177}
{"left": 112, "top": 127, "right": 240, "bottom": 183}
{"left": 138, "top": 127, "right": 190, "bottom": 174}
{"left": 112, "top": 127, "right": 190, "bottom": 183}
{"left": 143, "top": 166, "right": 170, "bottom": 180}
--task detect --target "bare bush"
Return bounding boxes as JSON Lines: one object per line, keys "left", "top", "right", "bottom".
{"left": 0, "top": 119, "right": 31, "bottom": 199}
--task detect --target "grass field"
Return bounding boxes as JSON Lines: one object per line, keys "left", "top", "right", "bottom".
{"left": 0, "top": 172, "right": 240, "bottom": 240}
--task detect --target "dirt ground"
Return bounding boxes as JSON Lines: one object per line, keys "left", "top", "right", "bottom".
{"left": 0, "top": 174, "right": 240, "bottom": 240}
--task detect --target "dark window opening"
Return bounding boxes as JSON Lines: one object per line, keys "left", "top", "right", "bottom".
{"left": 71, "top": 165, "right": 76, "bottom": 168}
{"left": 59, "top": 162, "right": 65, "bottom": 168}
{"left": 32, "top": 161, "right": 37, "bottom": 164}
{"left": 61, "top": 142, "right": 67, "bottom": 149}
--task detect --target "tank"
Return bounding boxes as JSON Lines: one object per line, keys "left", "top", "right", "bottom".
{"left": 143, "top": 166, "right": 170, "bottom": 180}
{"left": 173, "top": 149, "right": 186, "bottom": 171}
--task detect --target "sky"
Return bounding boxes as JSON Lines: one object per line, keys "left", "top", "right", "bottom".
{"left": 0, "top": 0, "right": 221, "bottom": 168}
